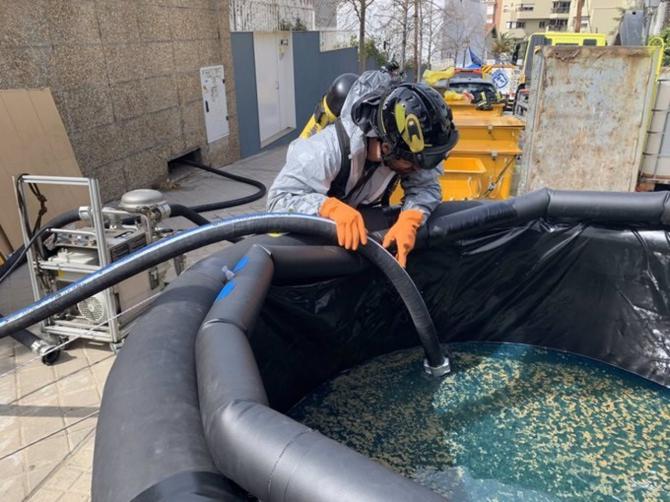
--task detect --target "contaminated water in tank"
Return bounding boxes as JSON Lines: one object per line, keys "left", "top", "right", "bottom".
{"left": 288, "top": 342, "right": 670, "bottom": 501}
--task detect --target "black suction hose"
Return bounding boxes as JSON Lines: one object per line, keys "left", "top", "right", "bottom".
{"left": 0, "top": 214, "right": 448, "bottom": 373}
{"left": 0, "top": 311, "right": 61, "bottom": 365}
{"left": 9, "top": 327, "right": 60, "bottom": 365}
{"left": 167, "top": 204, "right": 211, "bottom": 226}
{"left": 180, "top": 159, "right": 267, "bottom": 212}
{"left": 0, "top": 226, "right": 52, "bottom": 284}
{"left": 0, "top": 206, "right": 209, "bottom": 286}
{"left": 0, "top": 209, "right": 80, "bottom": 281}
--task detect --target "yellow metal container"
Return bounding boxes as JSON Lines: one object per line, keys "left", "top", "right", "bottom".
{"left": 454, "top": 116, "right": 524, "bottom": 142}
{"left": 449, "top": 152, "right": 518, "bottom": 200}
{"left": 441, "top": 158, "right": 489, "bottom": 201}
{"left": 447, "top": 101, "right": 505, "bottom": 118}
{"left": 390, "top": 158, "right": 488, "bottom": 204}
{"left": 390, "top": 113, "right": 524, "bottom": 202}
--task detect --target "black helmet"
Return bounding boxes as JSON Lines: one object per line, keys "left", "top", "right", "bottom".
{"left": 324, "top": 73, "right": 359, "bottom": 117}
{"left": 375, "top": 83, "right": 458, "bottom": 170}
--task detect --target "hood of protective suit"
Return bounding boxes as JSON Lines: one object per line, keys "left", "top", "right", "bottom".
{"left": 339, "top": 70, "right": 394, "bottom": 144}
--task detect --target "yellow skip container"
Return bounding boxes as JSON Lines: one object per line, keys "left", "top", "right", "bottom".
{"left": 391, "top": 111, "right": 524, "bottom": 202}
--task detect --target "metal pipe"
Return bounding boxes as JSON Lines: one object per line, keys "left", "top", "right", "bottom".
{"left": 180, "top": 160, "right": 267, "bottom": 213}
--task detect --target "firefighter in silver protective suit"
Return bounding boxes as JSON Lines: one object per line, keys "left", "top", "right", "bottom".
{"left": 267, "top": 70, "right": 459, "bottom": 267}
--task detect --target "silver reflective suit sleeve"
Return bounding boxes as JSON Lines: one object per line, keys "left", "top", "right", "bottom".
{"left": 266, "top": 126, "right": 342, "bottom": 215}
{"left": 400, "top": 162, "right": 444, "bottom": 219}
{"left": 267, "top": 70, "right": 390, "bottom": 216}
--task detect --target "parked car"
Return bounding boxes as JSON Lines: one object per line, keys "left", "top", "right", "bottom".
{"left": 447, "top": 76, "right": 503, "bottom": 109}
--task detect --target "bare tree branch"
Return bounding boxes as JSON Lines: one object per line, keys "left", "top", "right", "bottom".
{"left": 439, "top": 0, "right": 486, "bottom": 66}
{"left": 340, "top": 0, "right": 377, "bottom": 72}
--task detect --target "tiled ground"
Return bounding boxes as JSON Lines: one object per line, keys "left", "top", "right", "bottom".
{"left": 0, "top": 146, "right": 286, "bottom": 501}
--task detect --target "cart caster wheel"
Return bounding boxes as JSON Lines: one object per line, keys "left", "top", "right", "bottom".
{"left": 109, "top": 341, "right": 124, "bottom": 354}
{"left": 41, "top": 349, "right": 61, "bottom": 366}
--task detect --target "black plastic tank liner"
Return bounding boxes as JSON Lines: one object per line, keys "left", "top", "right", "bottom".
{"left": 92, "top": 229, "right": 445, "bottom": 502}
{"left": 86, "top": 192, "right": 670, "bottom": 500}
{"left": 254, "top": 221, "right": 670, "bottom": 415}
{"left": 195, "top": 245, "right": 442, "bottom": 501}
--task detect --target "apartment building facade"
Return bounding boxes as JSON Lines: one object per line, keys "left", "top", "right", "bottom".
{"left": 498, "top": 0, "right": 573, "bottom": 38}
{"left": 498, "top": 0, "right": 636, "bottom": 41}
{"left": 569, "top": 0, "right": 638, "bottom": 40}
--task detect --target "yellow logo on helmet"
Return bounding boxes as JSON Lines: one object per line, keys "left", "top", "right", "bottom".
{"left": 394, "top": 103, "right": 425, "bottom": 153}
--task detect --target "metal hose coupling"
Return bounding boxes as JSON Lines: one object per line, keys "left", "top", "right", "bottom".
{"left": 424, "top": 354, "right": 451, "bottom": 377}
{"left": 30, "top": 338, "right": 61, "bottom": 365}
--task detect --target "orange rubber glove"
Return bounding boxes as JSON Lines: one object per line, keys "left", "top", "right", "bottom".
{"left": 319, "top": 197, "right": 368, "bottom": 250}
{"left": 382, "top": 209, "right": 424, "bottom": 268}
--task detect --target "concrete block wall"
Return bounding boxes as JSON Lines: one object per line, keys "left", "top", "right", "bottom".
{"left": 0, "top": 0, "right": 240, "bottom": 202}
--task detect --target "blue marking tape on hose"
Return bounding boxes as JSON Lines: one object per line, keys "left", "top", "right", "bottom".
{"left": 215, "top": 282, "right": 235, "bottom": 302}
{"left": 232, "top": 255, "right": 249, "bottom": 273}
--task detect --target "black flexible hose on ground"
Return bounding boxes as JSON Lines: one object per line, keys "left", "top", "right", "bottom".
{"left": 167, "top": 204, "right": 211, "bottom": 226}
{"left": 180, "top": 159, "right": 267, "bottom": 212}
{"left": 0, "top": 214, "right": 447, "bottom": 371}
{"left": 0, "top": 311, "right": 61, "bottom": 365}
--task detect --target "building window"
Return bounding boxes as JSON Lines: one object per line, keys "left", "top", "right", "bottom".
{"left": 552, "top": 1, "right": 571, "bottom": 14}
{"left": 506, "top": 21, "right": 526, "bottom": 29}
{"left": 549, "top": 18, "right": 568, "bottom": 30}
{"left": 539, "top": 21, "right": 546, "bottom": 28}
{"left": 517, "top": 3, "right": 534, "bottom": 11}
